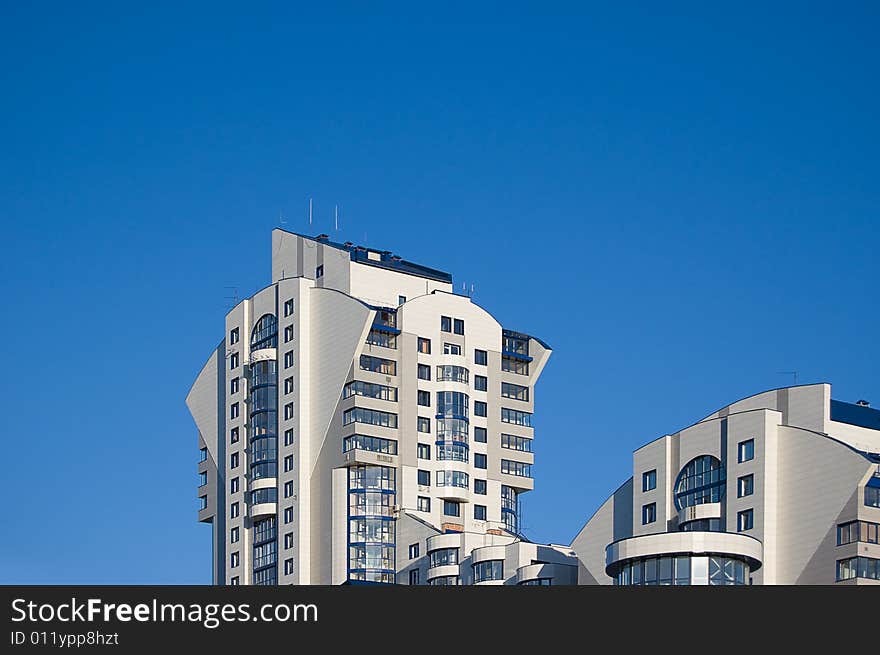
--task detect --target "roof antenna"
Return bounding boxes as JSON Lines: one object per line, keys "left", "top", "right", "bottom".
{"left": 470, "top": 283, "right": 475, "bottom": 297}
{"left": 335, "top": 204, "right": 339, "bottom": 232}
{"left": 777, "top": 371, "right": 798, "bottom": 385}
{"left": 279, "top": 210, "right": 287, "bottom": 225}
{"left": 309, "top": 197, "right": 313, "bottom": 226}
{"left": 223, "top": 286, "right": 239, "bottom": 309}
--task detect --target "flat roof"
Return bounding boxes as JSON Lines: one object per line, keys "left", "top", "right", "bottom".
{"left": 278, "top": 229, "right": 453, "bottom": 284}
{"left": 830, "top": 399, "right": 880, "bottom": 432}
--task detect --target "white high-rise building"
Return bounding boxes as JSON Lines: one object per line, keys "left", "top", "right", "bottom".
{"left": 187, "top": 230, "right": 574, "bottom": 585}
{"left": 570, "top": 384, "right": 880, "bottom": 585}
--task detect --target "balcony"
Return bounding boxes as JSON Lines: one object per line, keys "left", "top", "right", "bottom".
{"left": 605, "top": 531, "right": 763, "bottom": 578}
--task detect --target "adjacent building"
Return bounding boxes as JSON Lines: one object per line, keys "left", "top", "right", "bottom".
{"left": 187, "top": 230, "right": 572, "bottom": 585}
{"left": 570, "top": 383, "right": 880, "bottom": 585}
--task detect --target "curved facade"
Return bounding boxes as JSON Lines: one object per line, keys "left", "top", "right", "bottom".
{"left": 571, "top": 383, "right": 880, "bottom": 585}
{"left": 186, "top": 229, "right": 554, "bottom": 585}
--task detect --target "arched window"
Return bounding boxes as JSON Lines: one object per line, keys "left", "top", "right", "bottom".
{"left": 674, "top": 455, "right": 725, "bottom": 510}
{"left": 251, "top": 314, "right": 278, "bottom": 350}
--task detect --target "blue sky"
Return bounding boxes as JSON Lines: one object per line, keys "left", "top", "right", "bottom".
{"left": 1, "top": 2, "right": 877, "bottom": 583}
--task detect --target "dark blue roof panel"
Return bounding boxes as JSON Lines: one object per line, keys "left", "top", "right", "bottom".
{"left": 830, "top": 399, "right": 880, "bottom": 432}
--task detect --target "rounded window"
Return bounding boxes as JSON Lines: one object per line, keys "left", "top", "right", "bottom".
{"left": 674, "top": 455, "right": 725, "bottom": 511}
{"left": 251, "top": 314, "right": 278, "bottom": 350}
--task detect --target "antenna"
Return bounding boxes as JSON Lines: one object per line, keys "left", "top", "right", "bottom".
{"left": 279, "top": 210, "right": 287, "bottom": 225}
{"left": 309, "top": 198, "right": 313, "bottom": 226}
{"left": 777, "top": 371, "right": 798, "bottom": 385}
{"left": 223, "top": 286, "right": 239, "bottom": 309}
{"left": 335, "top": 204, "right": 339, "bottom": 232}
{"left": 470, "top": 283, "right": 475, "bottom": 297}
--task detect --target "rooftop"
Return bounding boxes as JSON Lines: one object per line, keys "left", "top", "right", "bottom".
{"left": 279, "top": 229, "right": 453, "bottom": 284}
{"left": 830, "top": 399, "right": 880, "bottom": 432}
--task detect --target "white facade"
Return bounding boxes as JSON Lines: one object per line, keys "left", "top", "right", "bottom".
{"left": 187, "top": 230, "right": 570, "bottom": 585}
{"left": 571, "top": 384, "right": 880, "bottom": 585}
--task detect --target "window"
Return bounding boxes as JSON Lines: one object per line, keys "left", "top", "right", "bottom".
{"left": 417, "top": 417, "right": 431, "bottom": 433}
{"left": 501, "top": 381, "right": 530, "bottom": 402}
{"left": 231, "top": 552, "right": 239, "bottom": 568}
{"left": 230, "top": 452, "right": 239, "bottom": 469}
{"left": 284, "top": 351, "right": 294, "bottom": 369}
{"left": 429, "top": 548, "right": 458, "bottom": 568}
{"left": 284, "top": 455, "right": 293, "bottom": 472}
{"left": 343, "top": 435, "right": 398, "bottom": 455}
{"left": 284, "top": 507, "right": 293, "bottom": 524}
{"left": 199, "top": 447, "right": 208, "bottom": 462}
{"left": 251, "top": 314, "right": 278, "bottom": 350}
{"left": 738, "top": 474, "right": 754, "bottom": 498}
{"left": 343, "top": 407, "right": 398, "bottom": 428}
{"left": 436, "top": 442, "right": 468, "bottom": 462}
{"left": 643, "top": 469, "right": 657, "bottom": 492}
{"left": 501, "top": 460, "right": 531, "bottom": 477}
{"left": 474, "top": 375, "right": 487, "bottom": 392}
{"left": 441, "top": 316, "right": 452, "bottom": 332}
{"left": 284, "top": 403, "right": 294, "bottom": 420}
{"left": 866, "top": 485, "right": 880, "bottom": 508}
{"left": 418, "top": 444, "right": 431, "bottom": 460}
{"left": 230, "top": 403, "right": 239, "bottom": 419}
{"left": 408, "top": 543, "right": 420, "bottom": 559}
{"left": 230, "top": 427, "right": 239, "bottom": 444}
{"left": 473, "top": 560, "right": 503, "bottom": 583}
{"left": 230, "top": 477, "right": 239, "bottom": 493}
{"left": 198, "top": 471, "right": 208, "bottom": 487}
{"left": 474, "top": 401, "right": 487, "bottom": 417}
{"left": 398, "top": 295, "right": 407, "bottom": 305}
{"left": 838, "top": 521, "right": 880, "bottom": 546}
{"left": 251, "top": 488, "right": 277, "bottom": 505}
{"left": 443, "top": 343, "right": 462, "bottom": 355}
{"left": 443, "top": 500, "right": 461, "bottom": 517}
{"left": 453, "top": 319, "right": 464, "bottom": 335}
{"left": 642, "top": 503, "right": 656, "bottom": 525}
{"left": 284, "top": 325, "right": 294, "bottom": 343}
{"left": 315, "top": 265, "right": 324, "bottom": 278}
{"left": 284, "top": 298, "right": 294, "bottom": 317}
{"left": 474, "top": 427, "right": 487, "bottom": 443}
{"left": 501, "top": 408, "right": 531, "bottom": 426}
{"left": 418, "top": 338, "right": 431, "bottom": 354}
{"left": 409, "top": 569, "right": 420, "bottom": 585}
{"left": 230, "top": 576, "right": 239, "bottom": 585}
{"left": 230, "top": 502, "right": 239, "bottom": 518}
{"left": 284, "top": 532, "right": 293, "bottom": 549}
{"left": 283, "top": 377, "right": 293, "bottom": 394}
{"left": 474, "top": 504, "right": 487, "bottom": 520}
{"left": 198, "top": 495, "right": 207, "bottom": 511}
{"left": 366, "top": 328, "right": 397, "bottom": 349}
{"left": 230, "top": 527, "right": 239, "bottom": 543}
{"left": 437, "top": 365, "right": 468, "bottom": 383}
{"left": 475, "top": 453, "right": 487, "bottom": 469}
{"left": 738, "top": 439, "right": 755, "bottom": 463}
{"left": 230, "top": 352, "right": 239, "bottom": 369}
{"left": 284, "top": 428, "right": 293, "bottom": 446}
{"left": 674, "top": 455, "right": 725, "bottom": 510}
{"left": 474, "top": 479, "right": 487, "bottom": 495}
{"left": 474, "top": 349, "right": 487, "bottom": 365}
{"left": 417, "top": 470, "right": 431, "bottom": 486}
{"left": 837, "top": 557, "right": 880, "bottom": 581}
{"left": 437, "top": 391, "right": 469, "bottom": 418}
{"left": 418, "top": 390, "right": 431, "bottom": 407}
{"left": 417, "top": 364, "right": 431, "bottom": 381}
{"left": 285, "top": 559, "right": 294, "bottom": 575}
{"left": 501, "top": 356, "right": 528, "bottom": 375}
{"left": 737, "top": 509, "right": 754, "bottom": 532}
{"left": 502, "top": 434, "right": 532, "bottom": 452}
{"left": 284, "top": 481, "right": 293, "bottom": 498}
{"left": 229, "top": 327, "right": 239, "bottom": 344}
{"left": 359, "top": 354, "right": 396, "bottom": 375}
{"left": 230, "top": 377, "right": 239, "bottom": 394}
{"left": 343, "top": 380, "right": 398, "bottom": 402}
{"left": 437, "top": 470, "right": 469, "bottom": 488}
{"left": 418, "top": 496, "right": 431, "bottom": 512}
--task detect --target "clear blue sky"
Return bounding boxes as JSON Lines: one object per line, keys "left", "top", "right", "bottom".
{"left": 1, "top": 3, "right": 877, "bottom": 583}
